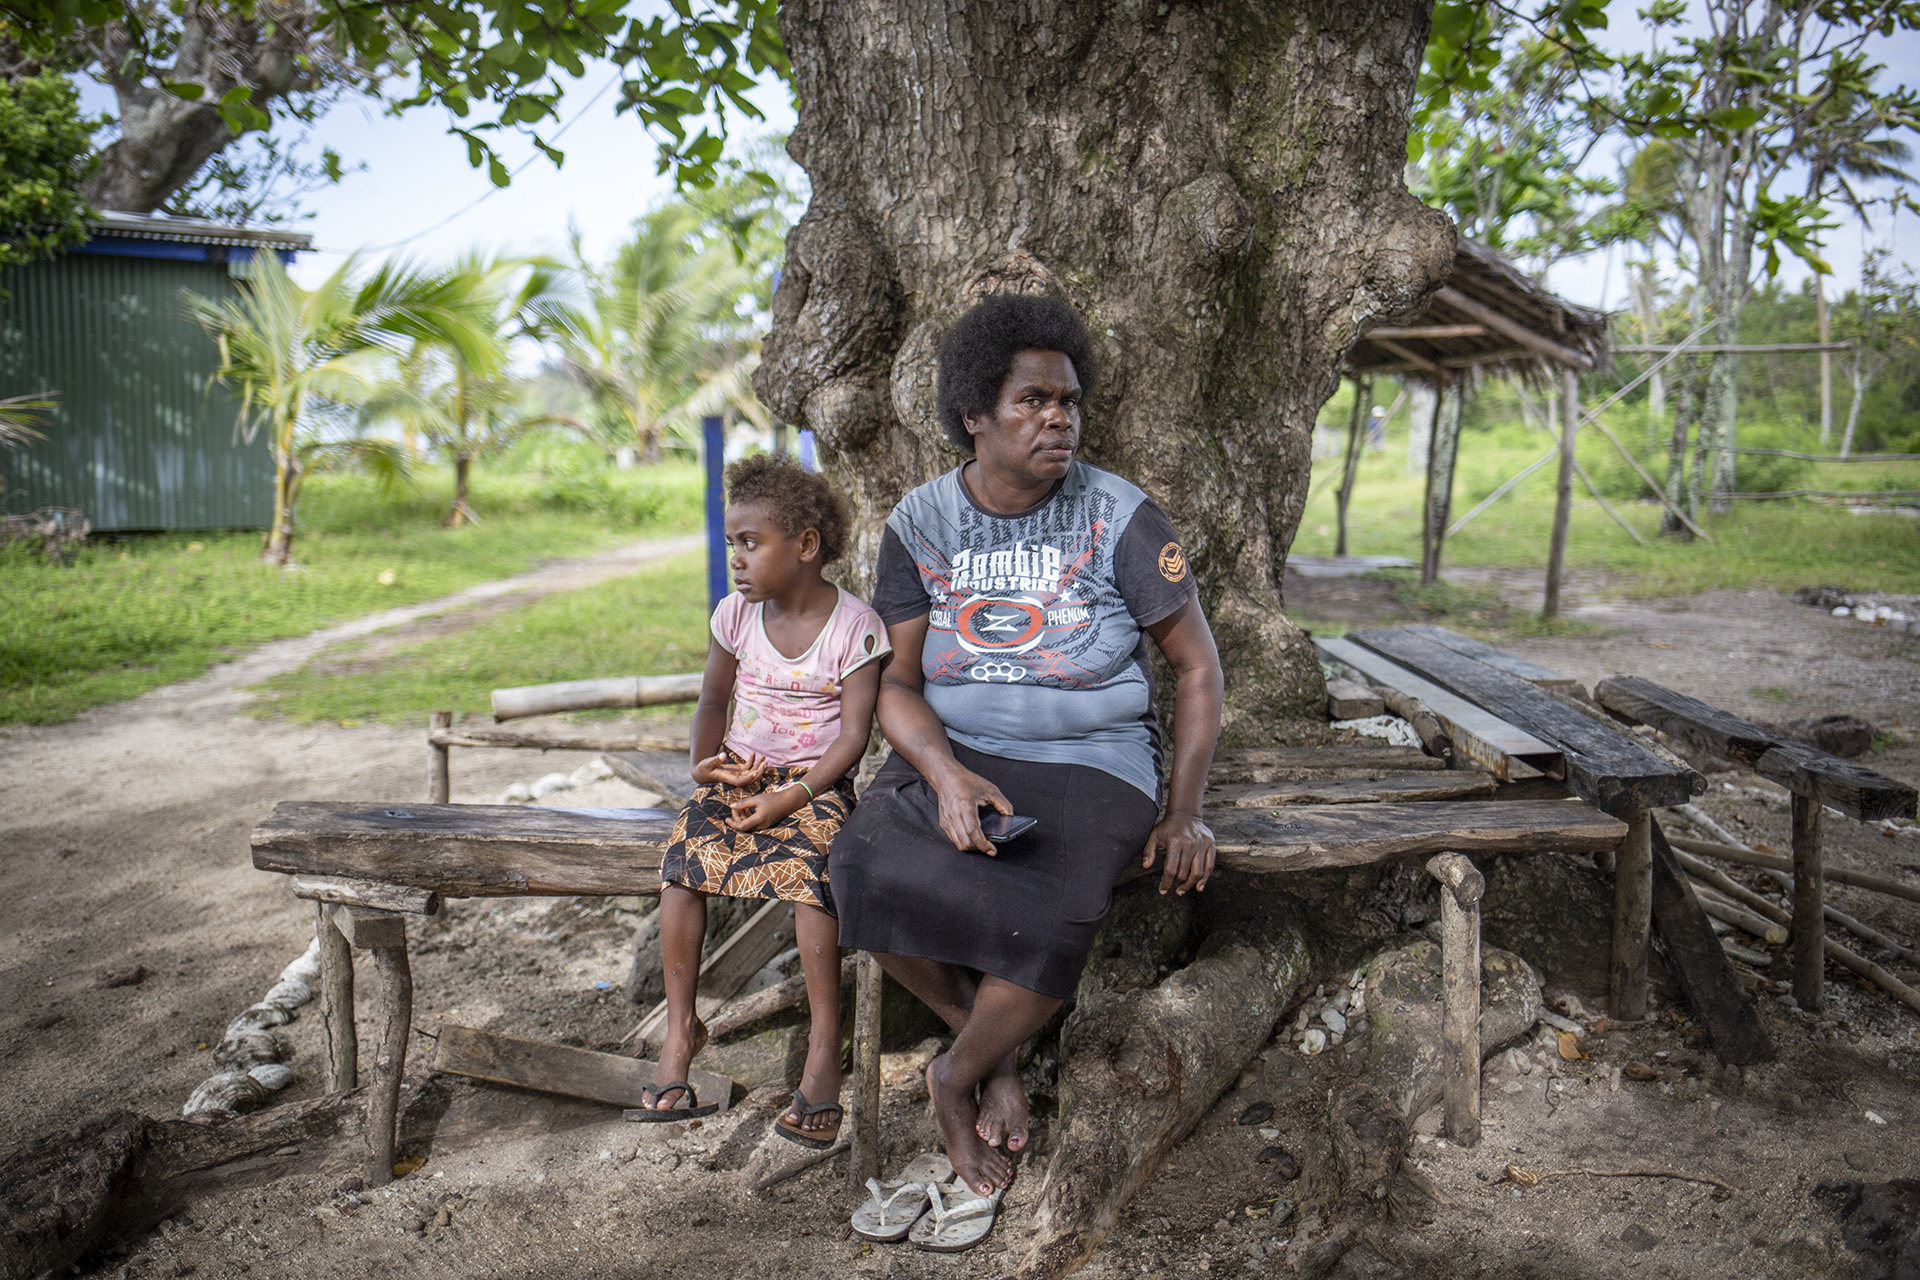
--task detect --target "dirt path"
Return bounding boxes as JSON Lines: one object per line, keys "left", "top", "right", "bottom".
{"left": 0, "top": 532, "right": 701, "bottom": 1139}
{"left": 6, "top": 565, "right": 1920, "bottom": 1280}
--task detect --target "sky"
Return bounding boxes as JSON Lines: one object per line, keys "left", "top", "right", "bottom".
{"left": 87, "top": 8, "right": 1919, "bottom": 313}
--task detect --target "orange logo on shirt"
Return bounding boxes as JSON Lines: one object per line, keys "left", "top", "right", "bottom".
{"left": 1158, "top": 542, "right": 1188, "bottom": 582}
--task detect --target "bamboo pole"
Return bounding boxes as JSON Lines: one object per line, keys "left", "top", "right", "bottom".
{"left": 1666, "top": 834, "right": 1920, "bottom": 906}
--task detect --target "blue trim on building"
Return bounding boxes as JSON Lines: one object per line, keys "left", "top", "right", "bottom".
{"left": 72, "top": 239, "right": 298, "bottom": 264}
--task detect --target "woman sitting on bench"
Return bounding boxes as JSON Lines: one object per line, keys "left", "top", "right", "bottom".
{"left": 829, "top": 294, "right": 1225, "bottom": 1199}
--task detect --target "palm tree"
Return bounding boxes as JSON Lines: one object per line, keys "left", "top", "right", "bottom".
{"left": 186, "top": 252, "right": 496, "bottom": 563}
{"left": 364, "top": 254, "right": 582, "bottom": 525}
{"left": 544, "top": 188, "right": 778, "bottom": 461}
{"left": 0, "top": 392, "right": 55, "bottom": 509}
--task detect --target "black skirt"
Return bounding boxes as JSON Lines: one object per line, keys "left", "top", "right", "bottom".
{"left": 828, "top": 743, "right": 1161, "bottom": 1000}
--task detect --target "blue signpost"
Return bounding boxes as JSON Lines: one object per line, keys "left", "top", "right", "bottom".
{"left": 704, "top": 414, "right": 728, "bottom": 611}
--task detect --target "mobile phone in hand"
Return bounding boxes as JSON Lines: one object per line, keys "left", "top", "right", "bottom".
{"left": 979, "top": 811, "right": 1038, "bottom": 844}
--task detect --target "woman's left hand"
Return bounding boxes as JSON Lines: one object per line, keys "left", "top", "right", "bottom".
{"left": 1142, "top": 810, "right": 1215, "bottom": 896}
{"left": 727, "top": 785, "right": 806, "bottom": 832}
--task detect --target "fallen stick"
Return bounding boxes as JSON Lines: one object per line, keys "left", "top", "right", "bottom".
{"left": 1397, "top": 1159, "right": 1464, "bottom": 1210}
{"left": 1668, "top": 833, "right": 1920, "bottom": 906}
{"left": 1690, "top": 888, "right": 1788, "bottom": 946}
{"left": 1540, "top": 1166, "right": 1740, "bottom": 1197}
{"left": 1690, "top": 879, "right": 1920, "bottom": 1016}
{"left": 1676, "top": 850, "right": 1920, "bottom": 967}
{"left": 751, "top": 1138, "right": 848, "bottom": 1194}
{"left": 705, "top": 956, "right": 857, "bottom": 1042}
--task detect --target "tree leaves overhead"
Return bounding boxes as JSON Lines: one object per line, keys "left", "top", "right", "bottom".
{"left": 0, "top": 74, "right": 99, "bottom": 276}
{"left": 1, "top": 0, "right": 787, "bottom": 199}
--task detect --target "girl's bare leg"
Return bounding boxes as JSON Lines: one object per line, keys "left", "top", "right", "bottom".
{"left": 644, "top": 885, "right": 709, "bottom": 1106}
{"left": 787, "top": 903, "right": 843, "bottom": 1133}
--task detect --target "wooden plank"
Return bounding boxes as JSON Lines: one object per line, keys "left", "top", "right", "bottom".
{"left": 1593, "top": 675, "right": 1780, "bottom": 766}
{"left": 295, "top": 875, "right": 440, "bottom": 916}
{"left": 1754, "top": 743, "right": 1917, "bottom": 824}
{"left": 1647, "top": 820, "right": 1774, "bottom": 1065}
{"left": 1401, "top": 626, "right": 1581, "bottom": 692}
{"left": 1326, "top": 678, "right": 1386, "bottom": 720}
{"left": 430, "top": 725, "right": 689, "bottom": 754}
{"left": 1313, "top": 636, "right": 1562, "bottom": 782}
{"left": 431, "top": 1025, "right": 732, "bottom": 1115}
{"left": 253, "top": 802, "right": 680, "bottom": 896}
{"left": 1213, "top": 745, "right": 1441, "bottom": 770}
{"left": 1596, "top": 676, "right": 1915, "bottom": 822}
{"left": 1207, "top": 800, "right": 1625, "bottom": 873}
{"left": 1208, "top": 773, "right": 1497, "bottom": 807}
{"left": 1351, "top": 629, "right": 1693, "bottom": 815}
{"left": 629, "top": 898, "right": 796, "bottom": 1051}
{"left": 326, "top": 903, "right": 408, "bottom": 950}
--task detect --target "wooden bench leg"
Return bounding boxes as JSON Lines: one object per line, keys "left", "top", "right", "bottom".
{"left": 848, "top": 952, "right": 883, "bottom": 1191}
{"left": 1611, "top": 808, "right": 1652, "bottom": 1020}
{"left": 429, "top": 710, "right": 452, "bottom": 803}
{"left": 315, "top": 902, "right": 357, "bottom": 1092}
{"left": 1426, "top": 852, "right": 1483, "bottom": 1147}
{"left": 1791, "top": 793, "right": 1824, "bottom": 1012}
{"left": 366, "top": 936, "right": 413, "bottom": 1187}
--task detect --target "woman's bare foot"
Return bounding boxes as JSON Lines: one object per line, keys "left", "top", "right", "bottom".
{"left": 928, "top": 1052, "right": 1011, "bottom": 1194}
{"left": 975, "top": 1057, "right": 1030, "bottom": 1151}
{"left": 641, "top": 1017, "right": 709, "bottom": 1108}
{"left": 784, "top": 1046, "right": 844, "bottom": 1135}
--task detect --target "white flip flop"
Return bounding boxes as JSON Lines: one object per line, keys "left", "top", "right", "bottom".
{"left": 908, "top": 1176, "right": 1007, "bottom": 1253}
{"left": 850, "top": 1153, "right": 953, "bottom": 1243}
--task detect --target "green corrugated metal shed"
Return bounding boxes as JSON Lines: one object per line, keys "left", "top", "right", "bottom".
{"left": 0, "top": 213, "right": 313, "bottom": 531}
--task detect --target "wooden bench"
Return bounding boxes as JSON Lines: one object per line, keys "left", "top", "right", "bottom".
{"left": 253, "top": 795, "right": 1626, "bottom": 1181}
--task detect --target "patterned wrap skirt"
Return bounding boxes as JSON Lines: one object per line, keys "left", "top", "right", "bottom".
{"left": 660, "top": 752, "right": 852, "bottom": 911}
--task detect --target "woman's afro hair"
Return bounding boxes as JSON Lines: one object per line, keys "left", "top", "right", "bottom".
{"left": 724, "top": 452, "right": 851, "bottom": 564}
{"left": 934, "top": 293, "right": 1099, "bottom": 453}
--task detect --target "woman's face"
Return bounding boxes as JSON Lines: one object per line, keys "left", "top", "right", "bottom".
{"left": 965, "top": 348, "right": 1082, "bottom": 485}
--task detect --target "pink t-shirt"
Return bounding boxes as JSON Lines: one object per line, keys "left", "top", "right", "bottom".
{"left": 712, "top": 587, "right": 892, "bottom": 771}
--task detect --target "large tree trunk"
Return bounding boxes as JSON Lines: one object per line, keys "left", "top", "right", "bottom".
{"left": 756, "top": 0, "right": 1454, "bottom": 738}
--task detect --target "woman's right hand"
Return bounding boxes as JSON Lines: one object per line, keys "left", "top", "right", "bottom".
{"left": 928, "top": 765, "right": 1013, "bottom": 854}
{"left": 693, "top": 751, "right": 767, "bottom": 787}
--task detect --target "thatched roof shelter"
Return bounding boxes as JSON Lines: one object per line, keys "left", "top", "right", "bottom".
{"left": 1328, "top": 238, "right": 1613, "bottom": 614}
{"left": 1346, "top": 238, "right": 1610, "bottom": 381}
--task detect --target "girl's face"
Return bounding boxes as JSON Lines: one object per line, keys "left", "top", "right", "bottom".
{"left": 724, "top": 499, "right": 819, "bottom": 602}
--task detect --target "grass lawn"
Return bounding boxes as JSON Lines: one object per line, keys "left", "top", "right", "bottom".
{"left": 249, "top": 551, "right": 709, "bottom": 726}
{"left": 1293, "top": 425, "right": 1920, "bottom": 602}
{"left": 0, "top": 463, "right": 703, "bottom": 725}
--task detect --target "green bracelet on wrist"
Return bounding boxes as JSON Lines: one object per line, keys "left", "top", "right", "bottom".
{"left": 785, "top": 779, "right": 816, "bottom": 801}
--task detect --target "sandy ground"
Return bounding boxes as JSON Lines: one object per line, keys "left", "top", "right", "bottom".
{"left": 5, "top": 555, "right": 1920, "bottom": 1280}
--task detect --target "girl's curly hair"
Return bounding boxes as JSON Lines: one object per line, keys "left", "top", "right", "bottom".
{"left": 724, "top": 452, "right": 851, "bottom": 564}
{"left": 934, "top": 293, "right": 1099, "bottom": 453}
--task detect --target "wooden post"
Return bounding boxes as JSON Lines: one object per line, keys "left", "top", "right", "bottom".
{"left": 1611, "top": 808, "right": 1652, "bottom": 1019}
{"left": 1791, "top": 793, "right": 1824, "bottom": 1011}
{"left": 429, "top": 710, "right": 451, "bottom": 803}
{"left": 1543, "top": 366, "right": 1579, "bottom": 619}
{"left": 1816, "top": 277, "right": 1832, "bottom": 444}
{"left": 315, "top": 902, "right": 356, "bottom": 1092}
{"left": 847, "top": 952, "right": 884, "bottom": 1192}
{"left": 1419, "top": 378, "right": 1455, "bottom": 585}
{"left": 1336, "top": 375, "right": 1368, "bottom": 557}
{"left": 1425, "top": 852, "right": 1483, "bottom": 1147}
{"left": 364, "top": 927, "right": 413, "bottom": 1187}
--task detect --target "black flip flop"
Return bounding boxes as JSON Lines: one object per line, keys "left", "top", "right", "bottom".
{"left": 623, "top": 1081, "right": 718, "bottom": 1123}
{"left": 774, "top": 1088, "right": 843, "bottom": 1148}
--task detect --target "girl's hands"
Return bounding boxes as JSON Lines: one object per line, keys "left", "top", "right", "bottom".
{"left": 929, "top": 765, "right": 1013, "bottom": 854}
{"left": 727, "top": 785, "right": 807, "bottom": 832}
{"left": 693, "top": 751, "right": 768, "bottom": 787}
{"left": 1142, "top": 810, "right": 1215, "bottom": 896}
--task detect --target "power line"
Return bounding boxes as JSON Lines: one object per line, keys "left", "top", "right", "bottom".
{"left": 324, "top": 71, "right": 623, "bottom": 256}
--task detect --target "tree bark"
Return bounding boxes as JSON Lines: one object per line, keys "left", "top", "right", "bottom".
{"left": 756, "top": 0, "right": 1454, "bottom": 738}
{"left": 448, "top": 453, "right": 475, "bottom": 528}
{"left": 84, "top": 4, "right": 313, "bottom": 213}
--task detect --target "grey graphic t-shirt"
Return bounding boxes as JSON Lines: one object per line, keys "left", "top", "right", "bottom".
{"left": 872, "top": 461, "right": 1198, "bottom": 800}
